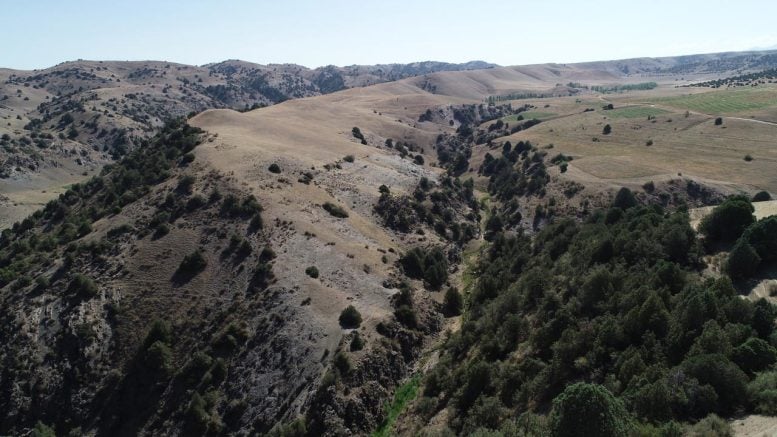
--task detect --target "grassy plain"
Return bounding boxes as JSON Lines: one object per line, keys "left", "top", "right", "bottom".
{"left": 490, "top": 84, "right": 777, "bottom": 195}
{"left": 646, "top": 87, "right": 777, "bottom": 115}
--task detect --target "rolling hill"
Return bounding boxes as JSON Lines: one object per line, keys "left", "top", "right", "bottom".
{"left": 1, "top": 49, "right": 777, "bottom": 436}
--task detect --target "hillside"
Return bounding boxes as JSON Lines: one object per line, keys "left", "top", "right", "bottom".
{"left": 0, "top": 59, "right": 495, "bottom": 228}
{"left": 1, "top": 49, "right": 777, "bottom": 436}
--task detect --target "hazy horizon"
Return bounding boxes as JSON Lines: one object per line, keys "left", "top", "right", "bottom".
{"left": 3, "top": 0, "right": 777, "bottom": 70}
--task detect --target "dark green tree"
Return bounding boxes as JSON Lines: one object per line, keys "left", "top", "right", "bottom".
{"left": 699, "top": 196, "right": 755, "bottom": 242}
{"left": 549, "top": 383, "right": 632, "bottom": 437}
{"left": 612, "top": 187, "right": 637, "bottom": 209}
{"left": 444, "top": 287, "right": 464, "bottom": 316}
{"left": 726, "top": 241, "right": 761, "bottom": 279}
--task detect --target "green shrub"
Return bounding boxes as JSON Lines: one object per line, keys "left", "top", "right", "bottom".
{"left": 748, "top": 370, "right": 777, "bottom": 415}
{"left": 221, "top": 195, "right": 263, "bottom": 218}
{"left": 339, "top": 305, "right": 362, "bottom": 328}
{"left": 333, "top": 351, "right": 352, "bottom": 375}
{"left": 714, "top": 117, "right": 723, "bottom": 126}
{"left": 305, "top": 266, "right": 319, "bottom": 278}
{"left": 249, "top": 213, "right": 263, "bottom": 230}
{"left": 181, "top": 152, "right": 195, "bottom": 164}
{"left": 34, "top": 275, "right": 50, "bottom": 290}
{"left": 484, "top": 215, "right": 504, "bottom": 241}
{"left": 259, "top": 246, "right": 276, "bottom": 261}
{"left": 31, "top": 422, "right": 56, "bottom": 437}
{"left": 352, "top": 127, "right": 366, "bottom": 144}
{"left": 68, "top": 273, "right": 98, "bottom": 299}
{"left": 145, "top": 340, "right": 173, "bottom": 377}
{"left": 178, "top": 250, "right": 207, "bottom": 275}
{"left": 602, "top": 124, "right": 612, "bottom": 135}
{"left": 322, "top": 202, "right": 348, "bottom": 218}
{"left": 154, "top": 223, "right": 170, "bottom": 238}
{"left": 252, "top": 261, "right": 274, "bottom": 289}
{"left": 687, "top": 414, "right": 731, "bottom": 437}
{"left": 177, "top": 175, "right": 196, "bottom": 193}
{"left": 144, "top": 319, "right": 173, "bottom": 347}
{"left": 267, "top": 418, "right": 308, "bottom": 437}
{"left": 732, "top": 337, "right": 777, "bottom": 374}
{"left": 343, "top": 155, "right": 355, "bottom": 163}
{"left": 268, "top": 163, "right": 281, "bottom": 173}
{"left": 186, "top": 195, "right": 206, "bottom": 211}
{"left": 395, "top": 305, "right": 418, "bottom": 328}
{"left": 350, "top": 331, "right": 365, "bottom": 351}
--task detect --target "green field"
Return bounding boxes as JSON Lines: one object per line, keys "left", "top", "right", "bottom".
{"left": 605, "top": 106, "right": 670, "bottom": 119}
{"left": 502, "top": 111, "right": 556, "bottom": 122}
{"left": 648, "top": 87, "right": 777, "bottom": 114}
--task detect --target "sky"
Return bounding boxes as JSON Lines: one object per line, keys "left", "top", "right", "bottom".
{"left": 3, "top": 0, "right": 777, "bottom": 70}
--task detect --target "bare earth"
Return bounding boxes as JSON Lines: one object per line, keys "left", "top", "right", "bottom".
{"left": 731, "top": 415, "right": 777, "bottom": 437}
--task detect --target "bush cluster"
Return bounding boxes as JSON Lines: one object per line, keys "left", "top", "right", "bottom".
{"left": 400, "top": 246, "right": 448, "bottom": 289}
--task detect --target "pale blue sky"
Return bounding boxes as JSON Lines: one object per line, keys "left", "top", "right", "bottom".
{"left": 3, "top": 0, "right": 777, "bottom": 70}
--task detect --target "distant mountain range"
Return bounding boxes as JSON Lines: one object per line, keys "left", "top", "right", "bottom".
{"left": 2, "top": 49, "right": 777, "bottom": 182}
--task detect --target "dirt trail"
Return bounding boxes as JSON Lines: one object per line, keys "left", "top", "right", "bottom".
{"left": 727, "top": 117, "right": 777, "bottom": 126}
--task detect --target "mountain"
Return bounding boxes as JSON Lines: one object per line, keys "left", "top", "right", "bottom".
{"left": 1, "top": 48, "right": 776, "bottom": 436}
